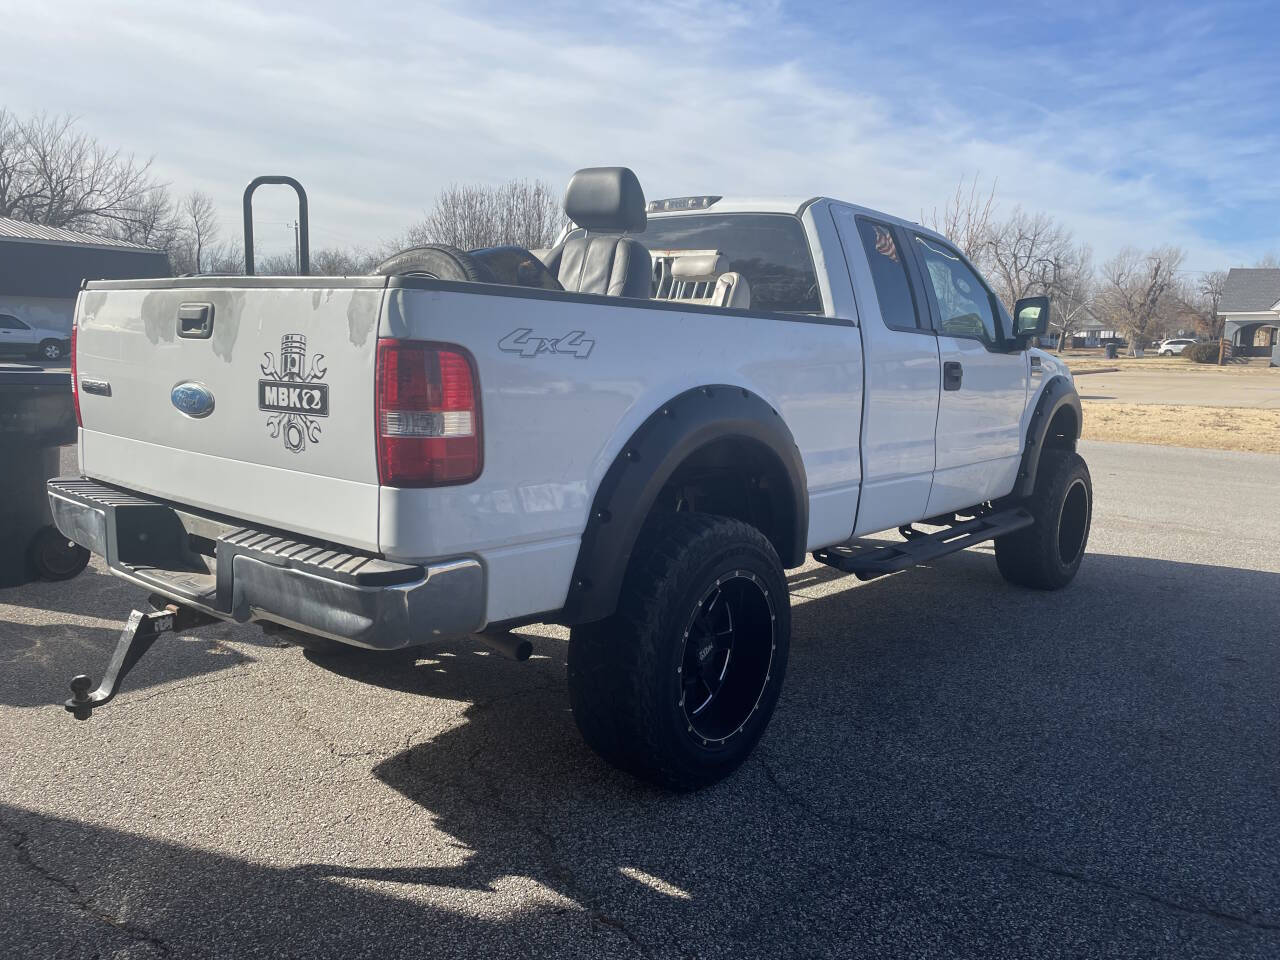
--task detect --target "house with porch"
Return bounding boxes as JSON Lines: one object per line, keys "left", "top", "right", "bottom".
{"left": 1220, "top": 268, "right": 1280, "bottom": 358}
{"left": 1068, "top": 315, "right": 1122, "bottom": 349}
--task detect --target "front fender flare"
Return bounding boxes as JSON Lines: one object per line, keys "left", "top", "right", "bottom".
{"left": 1014, "top": 375, "right": 1082, "bottom": 499}
{"left": 559, "top": 385, "right": 807, "bottom": 626}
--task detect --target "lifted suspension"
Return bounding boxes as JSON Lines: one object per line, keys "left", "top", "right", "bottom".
{"left": 65, "top": 596, "right": 218, "bottom": 720}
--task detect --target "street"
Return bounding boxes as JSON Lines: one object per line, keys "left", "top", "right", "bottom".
{"left": 2, "top": 440, "right": 1278, "bottom": 959}
{"left": 1075, "top": 366, "right": 1280, "bottom": 408}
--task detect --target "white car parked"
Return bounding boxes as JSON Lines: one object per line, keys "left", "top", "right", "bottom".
{"left": 1158, "top": 337, "right": 1199, "bottom": 356}
{"left": 0, "top": 313, "right": 70, "bottom": 361}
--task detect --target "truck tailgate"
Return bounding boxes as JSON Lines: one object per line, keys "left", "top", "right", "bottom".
{"left": 75, "top": 281, "right": 384, "bottom": 551}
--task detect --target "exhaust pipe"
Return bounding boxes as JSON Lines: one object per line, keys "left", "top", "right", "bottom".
{"left": 477, "top": 630, "right": 533, "bottom": 661}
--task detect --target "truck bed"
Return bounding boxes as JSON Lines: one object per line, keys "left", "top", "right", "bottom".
{"left": 74, "top": 273, "right": 864, "bottom": 624}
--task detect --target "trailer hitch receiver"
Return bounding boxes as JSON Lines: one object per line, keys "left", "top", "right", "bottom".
{"left": 65, "top": 598, "right": 217, "bottom": 720}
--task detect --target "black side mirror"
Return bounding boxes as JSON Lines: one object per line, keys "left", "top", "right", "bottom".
{"left": 1013, "top": 296, "right": 1050, "bottom": 341}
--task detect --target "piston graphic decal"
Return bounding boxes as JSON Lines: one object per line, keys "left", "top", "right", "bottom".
{"left": 259, "top": 334, "right": 329, "bottom": 452}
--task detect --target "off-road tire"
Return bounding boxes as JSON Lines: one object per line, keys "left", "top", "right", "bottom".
{"left": 567, "top": 513, "right": 790, "bottom": 791}
{"left": 375, "top": 244, "right": 494, "bottom": 283}
{"left": 995, "top": 450, "right": 1092, "bottom": 590}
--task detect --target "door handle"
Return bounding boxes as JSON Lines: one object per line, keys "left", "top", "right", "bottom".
{"left": 943, "top": 361, "right": 963, "bottom": 391}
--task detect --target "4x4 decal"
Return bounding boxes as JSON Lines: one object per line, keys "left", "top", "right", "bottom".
{"left": 259, "top": 334, "right": 328, "bottom": 452}
{"left": 498, "top": 328, "right": 594, "bottom": 359}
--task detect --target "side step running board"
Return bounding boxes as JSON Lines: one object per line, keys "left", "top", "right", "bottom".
{"left": 812, "top": 507, "right": 1034, "bottom": 580}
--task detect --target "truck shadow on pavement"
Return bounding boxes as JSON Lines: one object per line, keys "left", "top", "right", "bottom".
{"left": 0, "top": 564, "right": 272, "bottom": 709}
{"left": 3, "top": 551, "right": 1279, "bottom": 958}
{"left": 308, "top": 550, "right": 1279, "bottom": 955}
{"left": 0, "top": 800, "right": 651, "bottom": 960}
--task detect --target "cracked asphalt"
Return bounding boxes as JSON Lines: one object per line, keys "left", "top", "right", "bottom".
{"left": 2, "top": 440, "right": 1278, "bottom": 959}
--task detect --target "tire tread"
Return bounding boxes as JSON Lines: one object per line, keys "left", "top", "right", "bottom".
{"left": 995, "top": 449, "right": 1091, "bottom": 590}
{"left": 568, "top": 513, "right": 789, "bottom": 790}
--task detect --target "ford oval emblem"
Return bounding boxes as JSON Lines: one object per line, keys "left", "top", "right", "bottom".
{"left": 171, "top": 381, "right": 215, "bottom": 419}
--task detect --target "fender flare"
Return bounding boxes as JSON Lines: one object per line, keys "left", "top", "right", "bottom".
{"left": 559, "top": 385, "right": 807, "bottom": 626}
{"left": 1014, "top": 375, "right": 1082, "bottom": 499}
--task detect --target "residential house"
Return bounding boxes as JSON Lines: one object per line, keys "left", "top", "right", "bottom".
{"left": 1220, "top": 268, "right": 1280, "bottom": 358}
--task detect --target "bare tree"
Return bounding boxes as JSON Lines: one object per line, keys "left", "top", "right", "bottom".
{"left": 974, "top": 206, "right": 1098, "bottom": 351}
{"left": 982, "top": 208, "right": 1085, "bottom": 304}
{"left": 203, "top": 240, "right": 244, "bottom": 276}
{"left": 255, "top": 247, "right": 379, "bottom": 276}
{"left": 1255, "top": 253, "right": 1280, "bottom": 269}
{"left": 0, "top": 110, "right": 159, "bottom": 233}
{"left": 1179, "top": 269, "right": 1227, "bottom": 340}
{"left": 0, "top": 110, "right": 28, "bottom": 220}
{"left": 1049, "top": 260, "right": 1097, "bottom": 352}
{"left": 924, "top": 174, "right": 998, "bottom": 266}
{"left": 110, "top": 185, "right": 179, "bottom": 252}
{"left": 399, "top": 179, "right": 566, "bottom": 253}
{"left": 1099, "top": 247, "right": 1186, "bottom": 353}
{"left": 311, "top": 247, "right": 379, "bottom": 275}
{"left": 174, "top": 190, "right": 219, "bottom": 273}
{"left": 985, "top": 209, "right": 1061, "bottom": 305}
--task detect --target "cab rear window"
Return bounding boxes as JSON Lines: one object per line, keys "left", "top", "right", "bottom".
{"left": 567, "top": 213, "right": 822, "bottom": 314}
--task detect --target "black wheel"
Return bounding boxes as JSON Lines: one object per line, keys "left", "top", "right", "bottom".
{"left": 375, "top": 244, "right": 494, "bottom": 283}
{"left": 38, "top": 339, "right": 64, "bottom": 361}
{"left": 568, "top": 513, "right": 790, "bottom": 791}
{"left": 28, "top": 526, "right": 90, "bottom": 581}
{"left": 996, "top": 450, "right": 1092, "bottom": 590}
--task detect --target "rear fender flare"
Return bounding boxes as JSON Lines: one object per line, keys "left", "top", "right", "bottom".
{"left": 560, "top": 385, "right": 807, "bottom": 625}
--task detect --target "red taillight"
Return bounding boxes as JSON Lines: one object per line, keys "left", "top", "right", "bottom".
{"left": 71, "top": 322, "right": 82, "bottom": 427}
{"left": 375, "top": 339, "right": 482, "bottom": 486}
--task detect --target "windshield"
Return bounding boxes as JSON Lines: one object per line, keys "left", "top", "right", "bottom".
{"left": 568, "top": 212, "right": 823, "bottom": 313}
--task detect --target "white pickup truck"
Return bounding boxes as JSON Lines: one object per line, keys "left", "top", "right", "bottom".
{"left": 49, "top": 167, "right": 1090, "bottom": 790}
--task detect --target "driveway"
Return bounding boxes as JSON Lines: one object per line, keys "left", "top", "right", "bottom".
{"left": 1, "top": 441, "right": 1278, "bottom": 959}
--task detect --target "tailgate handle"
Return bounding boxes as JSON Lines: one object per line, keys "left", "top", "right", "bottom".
{"left": 177, "top": 303, "right": 214, "bottom": 339}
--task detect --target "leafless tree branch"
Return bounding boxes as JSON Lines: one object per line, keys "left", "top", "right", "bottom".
{"left": 924, "top": 173, "right": 998, "bottom": 267}
{"left": 0, "top": 109, "right": 159, "bottom": 233}
{"left": 398, "top": 178, "right": 567, "bottom": 253}
{"left": 1099, "top": 246, "right": 1187, "bottom": 352}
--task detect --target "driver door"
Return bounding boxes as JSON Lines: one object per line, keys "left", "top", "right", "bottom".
{"left": 0, "top": 314, "right": 25, "bottom": 350}
{"left": 907, "top": 233, "right": 1028, "bottom": 516}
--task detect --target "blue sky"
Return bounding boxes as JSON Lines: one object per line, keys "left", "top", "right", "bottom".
{"left": 2, "top": 0, "right": 1276, "bottom": 272}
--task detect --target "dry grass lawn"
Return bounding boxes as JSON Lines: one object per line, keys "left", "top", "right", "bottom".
{"left": 1081, "top": 401, "right": 1280, "bottom": 455}
{"left": 1067, "top": 355, "right": 1270, "bottom": 375}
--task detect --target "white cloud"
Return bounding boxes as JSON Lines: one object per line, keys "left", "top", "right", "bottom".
{"left": 1, "top": 0, "right": 1272, "bottom": 270}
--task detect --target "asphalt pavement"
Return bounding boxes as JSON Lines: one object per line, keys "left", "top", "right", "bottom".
{"left": 1, "top": 441, "right": 1278, "bottom": 959}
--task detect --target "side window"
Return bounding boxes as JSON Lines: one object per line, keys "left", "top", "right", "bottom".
{"left": 0, "top": 315, "right": 22, "bottom": 330}
{"left": 911, "top": 235, "right": 999, "bottom": 345}
{"left": 856, "top": 219, "right": 921, "bottom": 331}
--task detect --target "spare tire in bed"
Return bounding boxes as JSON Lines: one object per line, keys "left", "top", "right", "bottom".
{"left": 375, "top": 244, "right": 495, "bottom": 282}
{"left": 468, "top": 245, "right": 564, "bottom": 291}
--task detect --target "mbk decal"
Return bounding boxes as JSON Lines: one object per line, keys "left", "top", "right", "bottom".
{"left": 259, "top": 334, "right": 329, "bottom": 452}
{"left": 498, "top": 328, "right": 594, "bottom": 359}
